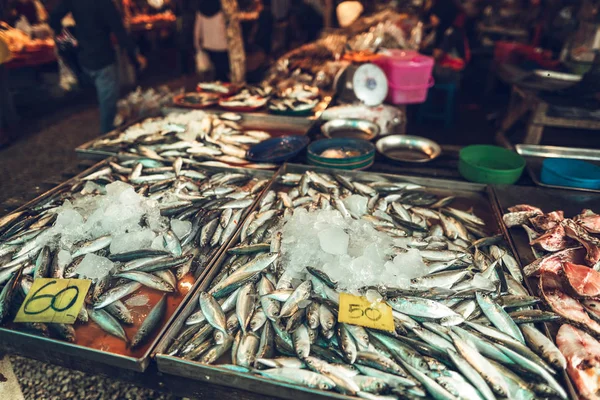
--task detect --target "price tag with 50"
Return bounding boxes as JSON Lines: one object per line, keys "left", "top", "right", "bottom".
{"left": 338, "top": 292, "right": 394, "bottom": 332}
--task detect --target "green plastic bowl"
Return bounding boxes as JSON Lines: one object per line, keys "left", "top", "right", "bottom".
{"left": 459, "top": 145, "right": 525, "bottom": 184}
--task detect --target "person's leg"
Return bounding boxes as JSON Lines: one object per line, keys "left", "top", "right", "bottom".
{"left": 207, "top": 50, "right": 230, "bottom": 82}
{"left": 92, "top": 64, "right": 120, "bottom": 134}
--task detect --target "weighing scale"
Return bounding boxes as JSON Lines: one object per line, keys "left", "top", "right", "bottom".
{"left": 334, "top": 63, "right": 389, "bottom": 106}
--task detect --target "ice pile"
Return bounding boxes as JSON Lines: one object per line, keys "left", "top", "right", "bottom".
{"left": 27, "top": 181, "right": 169, "bottom": 280}
{"left": 122, "top": 110, "right": 207, "bottom": 142}
{"left": 278, "top": 208, "right": 430, "bottom": 292}
{"left": 75, "top": 253, "right": 115, "bottom": 280}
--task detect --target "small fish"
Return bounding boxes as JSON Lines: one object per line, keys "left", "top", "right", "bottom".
{"left": 199, "top": 292, "right": 228, "bottom": 334}
{"left": 131, "top": 295, "right": 168, "bottom": 348}
{"left": 88, "top": 307, "right": 128, "bottom": 343}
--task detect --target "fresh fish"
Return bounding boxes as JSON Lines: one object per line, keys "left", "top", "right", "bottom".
{"left": 449, "top": 331, "right": 509, "bottom": 397}
{"left": 88, "top": 307, "right": 128, "bottom": 343}
{"left": 279, "top": 280, "right": 311, "bottom": 318}
{"left": 521, "top": 324, "right": 566, "bottom": 370}
{"left": 115, "top": 271, "right": 175, "bottom": 292}
{"left": 199, "top": 292, "right": 228, "bottom": 334}
{"left": 475, "top": 292, "right": 525, "bottom": 344}
{"left": 236, "top": 283, "right": 255, "bottom": 334}
{"left": 94, "top": 282, "right": 142, "bottom": 309}
{"left": 556, "top": 324, "right": 600, "bottom": 400}
{"left": 131, "top": 295, "right": 168, "bottom": 348}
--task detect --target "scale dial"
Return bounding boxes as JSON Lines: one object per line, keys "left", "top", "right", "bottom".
{"left": 352, "top": 63, "right": 388, "bottom": 106}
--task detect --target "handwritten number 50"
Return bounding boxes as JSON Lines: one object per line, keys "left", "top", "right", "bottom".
{"left": 348, "top": 304, "right": 382, "bottom": 321}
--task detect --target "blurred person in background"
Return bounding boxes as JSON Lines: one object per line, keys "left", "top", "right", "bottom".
{"left": 0, "top": 34, "right": 16, "bottom": 147}
{"left": 195, "top": 0, "right": 229, "bottom": 81}
{"left": 290, "top": 0, "right": 323, "bottom": 45}
{"left": 9, "top": 0, "right": 47, "bottom": 26}
{"left": 50, "top": 0, "right": 146, "bottom": 134}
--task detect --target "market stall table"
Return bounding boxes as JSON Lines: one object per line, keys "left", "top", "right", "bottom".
{"left": 4, "top": 47, "right": 56, "bottom": 69}
{"left": 494, "top": 63, "right": 600, "bottom": 146}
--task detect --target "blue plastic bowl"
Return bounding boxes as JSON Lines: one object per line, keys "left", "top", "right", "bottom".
{"left": 246, "top": 135, "right": 310, "bottom": 163}
{"left": 541, "top": 158, "right": 600, "bottom": 189}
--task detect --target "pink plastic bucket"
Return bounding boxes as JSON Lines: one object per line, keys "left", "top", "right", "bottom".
{"left": 374, "top": 50, "right": 434, "bottom": 104}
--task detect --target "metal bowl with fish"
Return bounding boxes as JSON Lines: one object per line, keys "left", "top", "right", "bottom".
{"left": 307, "top": 138, "right": 375, "bottom": 170}
{"left": 173, "top": 92, "right": 220, "bottom": 109}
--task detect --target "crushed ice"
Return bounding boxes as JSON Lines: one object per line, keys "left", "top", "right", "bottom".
{"left": 278, "top": 208, "right": 430, "bottom": 292}
{"left": 75, "top": 254, "right": 115, "bottom": 280}
{"left": 31, "top": 182, "right": 171, "bottom": 280}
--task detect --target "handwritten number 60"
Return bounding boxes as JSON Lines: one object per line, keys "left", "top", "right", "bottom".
{"left": 23, "top": 281, "right": 80, "bottom": 315}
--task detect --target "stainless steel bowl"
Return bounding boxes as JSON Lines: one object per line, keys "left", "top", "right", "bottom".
{"left": 376, "top": 135, "right": 442, "bottom": 163}
{"left": 321, "top": 119, "right": 380, "bottom": 141}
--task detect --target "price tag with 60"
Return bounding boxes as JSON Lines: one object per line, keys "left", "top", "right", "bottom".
{"left": 14, "top": 278, "right": 91, "bottom": 324}
{"left": 338, "top": 292, "right": 394, "bottom": 332}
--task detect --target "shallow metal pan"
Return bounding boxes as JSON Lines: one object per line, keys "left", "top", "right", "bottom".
{"left": 488, "top": 184, "right": 596, "bottom": 400}
{"left": 153, "top": 163, "right": 507, "bottom": 398}
{"left": 76, "top": 110, "right": 317, "bottom": 160}
{"left": 516, "top": 144, "right": 600, "bottom": 193}
{"left": 0, "top": 159, "right": 273, "bottom": 372}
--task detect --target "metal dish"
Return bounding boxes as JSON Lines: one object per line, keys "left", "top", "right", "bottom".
{"left": 376, "top": 135, "right": 441, "bottom": 163}
{"left": 321, "top": 119, "right": 380, "bottom": 141}
{"left": 534, "top": 70, "right": 582, "bottom": 82}
{"left": 515, "top": 144, "right": 600, "bottom": 193}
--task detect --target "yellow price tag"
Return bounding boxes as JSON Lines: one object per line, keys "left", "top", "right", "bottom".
{"left": 14, "top": 278, "right": 92, "bottom": 324}
{"left": 338, "top": 292, "right": 394, "bottom": 332}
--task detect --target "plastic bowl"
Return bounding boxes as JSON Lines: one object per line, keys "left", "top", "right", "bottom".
{"left": 459, "top": 145, "right": 525, "bottom": 184}
{"left": 246, "top": 135, "right": 310, "bottom": 163}
{"left": 307, "top": 138, "right": 375, "bottom": 170}
{"left": 541, "top": 158, "right": 600, "bottom": 189}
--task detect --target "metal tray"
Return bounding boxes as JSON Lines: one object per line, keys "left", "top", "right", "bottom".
{"left": 516, "top": 144, "right": 600, "bottom": 194}
{"left": 0, "top": 159, "right": 273, "bottom": 372}
{"left": 153, "top": 164, "right": 505, "bottom": 399}
{"left": 170, "top": 94, "right": 333, "bottom": 121}
{"left": 488, "top": 184, "right": 599, "bottom": 400}
{"left": 76, "top": 110, "right": 317, "bottom": 160}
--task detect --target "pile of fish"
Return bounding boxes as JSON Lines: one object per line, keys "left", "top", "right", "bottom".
{"left": 218, "top": 86, "right": 272, "bottom": 109}
{"left": 164, "top": 170, "right": 569, "bottom": 400}
{"left": 268, "top": 96, "right": 318, "bottom": 113}
{"left": 268, "top": 84, "right": 320, "bottom": 113}
{"left": 197, "top": 81, "right": 235, "bottom": 95}
{"left": 88, "top": 110, "right": 277, "bottom": 169}
{"left": 0, "top": 159, "right": 266, "bottom": 349}
{"left": 174, "top": 92, "right": 220, "bottom": 108}
{"left": 504, "top": 205, "right": 600, "bottom": 399}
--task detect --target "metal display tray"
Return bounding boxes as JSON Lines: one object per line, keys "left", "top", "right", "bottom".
{"left": 0, "top": 159, "right": 273, "bottom": 372}
{"left": 171, "top": 93, "right": 333, "bottom": 120}
{"left": 489, "top": 184, "right": 600, "bottom": 400}
{"left": 153, "top": 163, "right": 505, "bottom": 400}
{"left": 75, "top": 110, "right": 317, "bottom": 161}
{"left": 515, "top": 144, "right": 600, "bottom": 194}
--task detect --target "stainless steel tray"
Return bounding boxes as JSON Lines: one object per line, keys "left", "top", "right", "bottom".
{"left": 488, "top": 184, "right": 597, "bottom": 400}
{"left": 153, "top": 164, "right": 505, "bottom": 399}
{"left": 516, "top": 144, "right": 600, "bottom": 194}
{"left": 169, "top": 93, "right": 333, "bottom": 120}
{"left": 0, "top": 159, "right": 273, "bottom": 372}
{"left": 76, "top": 110, "right": 317, "bottom": 160}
